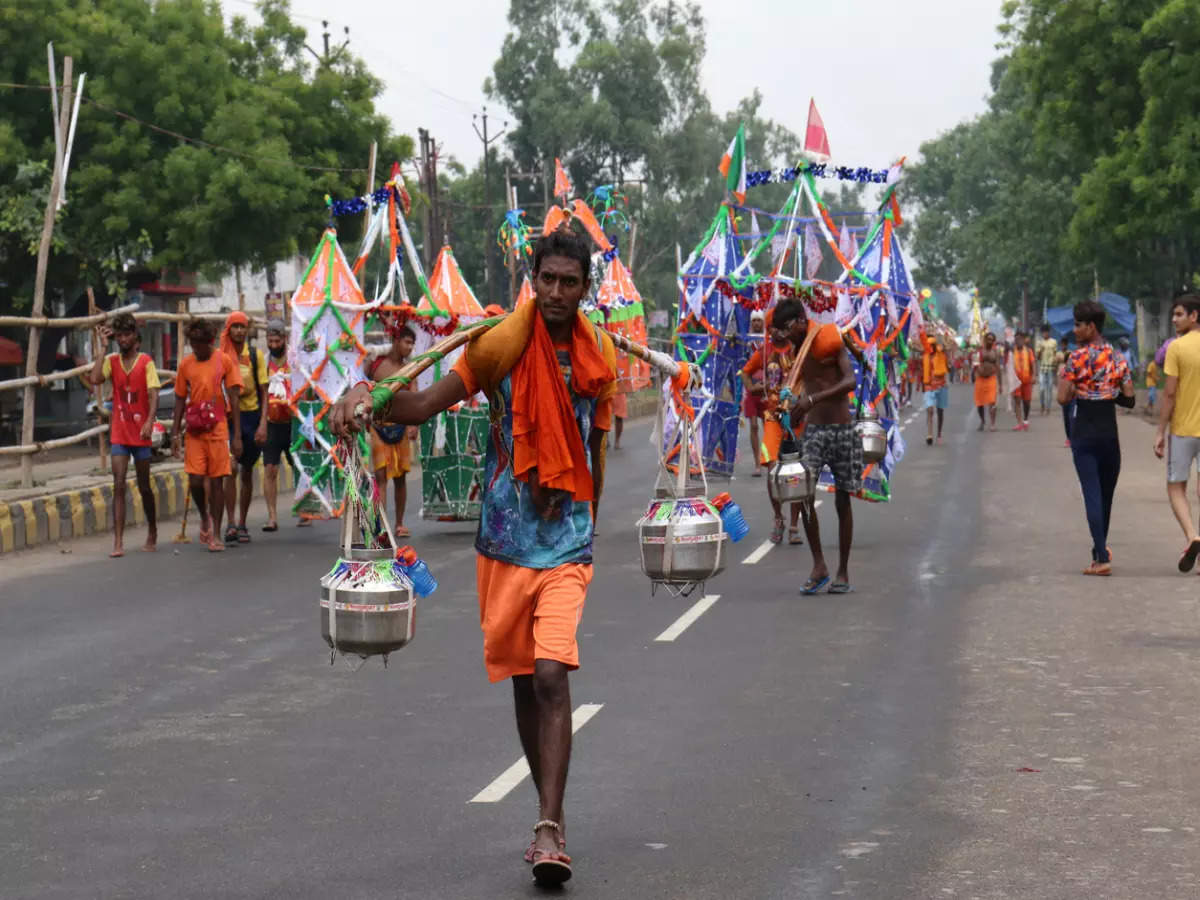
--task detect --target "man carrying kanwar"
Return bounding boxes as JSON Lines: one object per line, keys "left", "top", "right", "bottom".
{"left": 332, "top": 228, "right": 616, "bottom": 887}
{"left": 740, "top": 307, "right": 805, "bottom": 544}
{"left": 772, "top": 298, "right": 861, "bottom": 595}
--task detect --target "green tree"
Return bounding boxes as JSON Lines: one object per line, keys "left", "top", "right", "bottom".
{"left": 912, "top": 1, "right": 1199, "bottom": 318}
{"left": 0, "top": 0, "right": 411, "bottom": 314}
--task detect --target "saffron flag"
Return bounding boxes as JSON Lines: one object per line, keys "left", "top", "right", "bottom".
{"left": 554, "top": 158, "right": 572, "bottom": 199}
{"left": 803, "top": 99, "right": 831, "bottom": 162}
{"left": 718, "top": 124, "right": 747, "bottom": 204}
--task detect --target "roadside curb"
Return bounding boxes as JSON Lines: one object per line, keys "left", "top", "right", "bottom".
{"left": 0, "top": 463, "right": 295, "bottom": 554}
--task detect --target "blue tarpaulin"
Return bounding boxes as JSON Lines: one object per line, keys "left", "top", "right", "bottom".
{"left": 1045, "top": 293, "right": 1137, "bottom": 355}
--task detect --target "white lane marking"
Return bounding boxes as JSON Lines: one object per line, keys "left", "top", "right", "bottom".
{"left": 742, "top": 539, "right": 773, "bottom": 565}
{"left": 655, "top": 594, "right": 720, "bottom": 642}
{"left": 469, "top": 703, "right": 604, "bottom": 803}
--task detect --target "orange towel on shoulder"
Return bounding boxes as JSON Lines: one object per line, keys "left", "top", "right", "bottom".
{"left": 808, "top": 322, "right": 844, "bottom": 360}
{"left": 465, "top": 301, "right": 616, "bottom": 502}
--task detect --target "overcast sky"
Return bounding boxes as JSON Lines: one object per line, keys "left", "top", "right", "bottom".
{"left": 225, "top": 0, "right": 1007, "bottom": 174}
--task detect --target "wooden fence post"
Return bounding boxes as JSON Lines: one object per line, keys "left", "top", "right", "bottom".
{"left": 87, "top": 286, "right": 108, "bottom": 473}
{"left": 20, "top": 55, "right": 72, "bottom": 488}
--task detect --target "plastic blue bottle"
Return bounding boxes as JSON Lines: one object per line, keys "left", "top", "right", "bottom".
{"left": 712, "top": 493, "right": 749, "bottom": 543}
{"left": 396, "top": 546, "right": 438, "bottom": 597}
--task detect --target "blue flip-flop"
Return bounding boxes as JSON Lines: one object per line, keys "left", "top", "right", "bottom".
{"left": 801, "top": 575, "right": 831, "bottom": 595}
{"left": 827, "top": 582, "right": 854, "bottom": 594}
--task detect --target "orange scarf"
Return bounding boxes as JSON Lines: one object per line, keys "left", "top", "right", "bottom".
{"left": 466, "top": 302, "right": 615, "bottom": 502}
{"left": 220, "top": 310, "right": 249, "bottom": 360}
{"left": 1014, "top": 346, "right": 1034, "bottom": 382}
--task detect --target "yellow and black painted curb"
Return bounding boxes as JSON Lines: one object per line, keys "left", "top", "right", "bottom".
{"left": 0, "top": 463, "right": 294, "bottom": 554}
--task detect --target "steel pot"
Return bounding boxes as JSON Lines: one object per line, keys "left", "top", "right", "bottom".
{"left": 320, "top": 545, "right": 416, "bottom": 658}
{"left": 638, "top": 497, "right": 728, "bottom": 586}
{"left": 856, "top": 408, "right": 888, "bottom": 464}
{"left": 767, "top": 449, "right": 815, "bottom": 505}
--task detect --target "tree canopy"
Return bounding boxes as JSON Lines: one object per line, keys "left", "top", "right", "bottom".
{"left": 0, "top": 0, "right": 411, "bottom": 313}
{"left": 907, "top": 0, "right": 1200, "bottom": 319}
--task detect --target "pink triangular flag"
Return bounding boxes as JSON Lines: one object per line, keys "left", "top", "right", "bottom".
{"left": 803, "top": 222, "right": 823, "bottom": 280}
{"left": 804, "top": 99, "right": 831, "bottom": 162}
{"left": 838, "top": 222, "right": 852, "bottom": 260}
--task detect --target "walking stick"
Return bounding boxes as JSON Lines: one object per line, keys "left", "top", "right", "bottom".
{"left": 173, "top": 481, "right": 192, "bottom": 543}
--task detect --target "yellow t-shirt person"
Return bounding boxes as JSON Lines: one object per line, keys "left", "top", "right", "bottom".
{"left": 1145, "top": 360, "right": 1160, "bottom": 388}
{"left": 230, "top": 345, "right": 270, "bottom": 414}
{"left": 1164, "top": 330, "right": 1200, "bottom": 437}
{"left": 1036, "top": 337, "right": 1058, "bottom": 370}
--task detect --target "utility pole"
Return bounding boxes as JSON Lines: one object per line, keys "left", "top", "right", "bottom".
{"left": 418, "top": 128, "right": 432, "bottom": 271}
{"left": 417, "top": 128, "right": 443, "bottom": 269}
{"left": 1020, "top": 264, "right": 1029, "bottom": 331}
{"left": 305, "top": 20, "right": 350, "bottom": 67}
{"left": 472, "top": 107, "right": 507, "bottom": 306}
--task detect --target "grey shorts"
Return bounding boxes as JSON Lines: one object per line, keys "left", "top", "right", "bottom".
{"left": 802, "top": 422, "right": 864, "bottom": 494}
{"left": 1167, "top": 434, "right": 1200, "bottom": 483}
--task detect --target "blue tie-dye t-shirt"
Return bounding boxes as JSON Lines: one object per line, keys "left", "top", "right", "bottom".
{"left": 453, "top": 347, "right": 613, "bottom": 569}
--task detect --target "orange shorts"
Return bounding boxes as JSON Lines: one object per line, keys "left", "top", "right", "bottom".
{"left": 1013, "top": 381, "right": 1033, "bottom": 404}
{"left": 184, "top": 434, "right": 232, "bottom": 478}
{"left": 370, "top": 428, "right": 412, "bottom": 479}
{"left": 475, "top": 555, "right": 592, "bottom": 683}
{"left": 760, "top": 419, "right": 804, "bottom": 465}
{"left": 611, "top": 391, "right": 628, "bottom": 420}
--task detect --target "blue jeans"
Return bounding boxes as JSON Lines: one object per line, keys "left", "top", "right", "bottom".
{"left": 1039, "top": 369, "right": 1056, "bottom": 410}
{"left": 1071, "top": 438, "right": 1120, "bottom": 564}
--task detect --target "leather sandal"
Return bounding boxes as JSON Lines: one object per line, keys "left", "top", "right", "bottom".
{"left": 530, "top": 819, "right": 572, "bottom": 885}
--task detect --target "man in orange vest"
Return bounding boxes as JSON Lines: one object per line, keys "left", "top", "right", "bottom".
{"left": 922, "top": 334, "right": 950, "bottom": 445}
{"left": 89, "top": 312, "right": 161, "bottom": 557}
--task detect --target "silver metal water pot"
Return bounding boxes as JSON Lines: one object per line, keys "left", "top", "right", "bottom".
{"left": 856, "top": 407, "right": 888, "bottom": 464}
{"left": 767, "top": 449, "right": 814, "bottom": 505}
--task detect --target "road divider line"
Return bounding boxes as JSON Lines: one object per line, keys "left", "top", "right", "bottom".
{"left": 742, "top": 539, "right": 773, "bottom": 565}
{"left": 655, "top": 594, "right": 720, "bottom": 642}
{"left": 469, "top": 704, "right": 604, "bottom": 803}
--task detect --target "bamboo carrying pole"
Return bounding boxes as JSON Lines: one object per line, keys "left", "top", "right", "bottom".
{"left": 782, "top": 323, "right": 821, "bottom": 399}
{"left": 600, "top": 328, "right": 685, "bottom": 380}
{"left": 87, "top": 286, "right": 109, "bottom": 473}
{"left": 20, "top": 55, "right": 72, "bottom": 487}
{"left": 367, "top": 320, "right": 499, "bottom": 404}
{"left": 363, "top": 317, "right": 693, "bottom": 422}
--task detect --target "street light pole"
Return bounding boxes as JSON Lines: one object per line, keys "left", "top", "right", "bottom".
{"left": 472, "top": 107, "right": 507, "bottom": 306}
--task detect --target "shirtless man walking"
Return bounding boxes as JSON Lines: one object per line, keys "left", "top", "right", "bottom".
{"left": 368, "top": 323, "right": 419, "bottom": 538}
{"left": 773, "top": 299, "right": 861, "bottom": 594}
{"left": 974, "top": 331, "right": 1002, "bottom": 431}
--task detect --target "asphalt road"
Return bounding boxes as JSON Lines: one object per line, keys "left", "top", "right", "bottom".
{"left": 3, "top": 388, "right": 1197, "bottom": 899}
